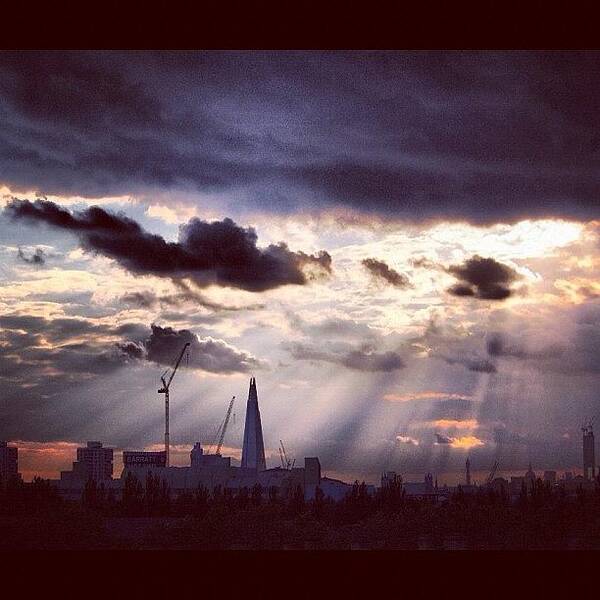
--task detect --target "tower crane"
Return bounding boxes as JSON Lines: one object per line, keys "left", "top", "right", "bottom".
{"left": 213, "top": 396, "right": 236, "bottom": 456}
{"left": 279, "top": 440, "right": 295, "bottom": 470}
{"left": 486, "top": 460, "right": 499, "bottom": 486}
{"left": 158, "top": 342, "right": 190, "bottom": 467}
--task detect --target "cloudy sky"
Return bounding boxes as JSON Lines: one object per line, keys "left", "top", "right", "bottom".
{"left": 1, "top": 51, "right": 599, "bottom": 483}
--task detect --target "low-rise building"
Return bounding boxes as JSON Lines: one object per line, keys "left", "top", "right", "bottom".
{"left": 119, "top": 456, "right": 324, "bottom": 500}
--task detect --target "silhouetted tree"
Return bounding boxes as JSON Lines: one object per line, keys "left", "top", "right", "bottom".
{"left": 195, "top": 484, "right": 210, "bottom": 515}
{"left": 122, "top": 471, "right": 143, "bottom": 516}
{"left": 268, "top": 485, "right": 279, "bottom": 504}
{"left": 251, "top": 483, "right": 263, "bottom": 507}
{"left": 288, "top": 484, "right": 305, "bottom": 516}
{"left": 312, "top": 485, "right": 325, "bottom": 519}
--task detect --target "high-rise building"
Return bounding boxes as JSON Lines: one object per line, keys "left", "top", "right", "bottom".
{"left": 0, "top": 441, "right": 18, "bottom": 483}
{"left": 582, "top": 422, "right": 595, "bottom": 481}
{"left": 465, "top": 457, "right": 471, "bottom": 486}
{"left": 61, "top": 441, "right": 113, "bottom": 482}
{"left": 241, "top": 377, "right": 266, "bottom": 471}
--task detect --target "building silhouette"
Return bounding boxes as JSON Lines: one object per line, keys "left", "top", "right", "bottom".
{"left": 190, "top": 442, "right": 230, "bottom": 468}
{"left": 240, "top": 377, "right": 266, "bottom": 471}
{"left": 123, "top": 450, "right": 166, "bottom": 469}
{"left": 582, "top": 422, "right": 595, "bottom": 481}
{"left": 0, "top": 441, "right": 18, "bottom": 483}
{"left": 60, "top": 441, "right": 113, "bottom": 483}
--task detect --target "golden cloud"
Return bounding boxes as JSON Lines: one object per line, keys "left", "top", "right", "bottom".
{"left": 432, "top": 418, "right": 478, "bottom": 430}
{"left": 450, "top": 436, "right": 484, "bottom": 450}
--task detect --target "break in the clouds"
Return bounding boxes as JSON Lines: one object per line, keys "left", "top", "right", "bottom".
{"left": 1, "top": 52, "right": 600, "bottom": 483}
{"left": 362, "top": 258, "right": 411, "bottom": 288}
{"left": 447, "top": 255, "right": 520, "bottom": 300}
{"left": 2, "top": 52, "right": 600, "bottom": 223}
{"left": 5, "top": 199, "right": 331, "bottom": 292}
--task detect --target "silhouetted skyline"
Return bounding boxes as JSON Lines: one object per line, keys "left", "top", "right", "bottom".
{"left": 1, "top": 52, "right": 599, "bottom": 484}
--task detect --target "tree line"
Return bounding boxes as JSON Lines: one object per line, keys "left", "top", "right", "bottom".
{"left": 2, "top": 473, "right": 600, "bottom": 549}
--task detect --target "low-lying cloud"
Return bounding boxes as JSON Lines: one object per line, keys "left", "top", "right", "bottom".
{"left": 287, "top": 341, "right": 405, "bottom": 372}
{"left": 362, "top": 258, "right": 411, "bottom": 288}
{"left": 5, "top": 199, "right": 332, "bottom": 292}
{"left": 447, "top": 255, "right": 520, "bottom": 301}
{"left": 121, "top": 324, "right": 263, "bottom": 374}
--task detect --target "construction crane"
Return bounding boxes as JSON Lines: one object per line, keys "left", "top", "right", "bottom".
{"left": 157, "top": 342, "right": 190, "bottom": 467}
{"left": 486, "top": 460, "right": 499, "bottom": 486}
{"left": 213, "top": 396, "right": 236, "bottom": 456}
{"left": 279, "top": 440, "right": 295, "bottom": 470}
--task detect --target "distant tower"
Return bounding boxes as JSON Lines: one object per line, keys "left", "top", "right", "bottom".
{"left": 241, "top": 377, "right": 266, "bottom": 471}
{"left": 0, "top": 442, "right": 18, "bottom": 483}
{"left": 582, "top": 421, "right": 596, "bottom": 481}
{"left": 525, "top": 462, "right": 536, "bottom": 490}
{"left": 466, "top": 457, "right": 471, "bottom": 486}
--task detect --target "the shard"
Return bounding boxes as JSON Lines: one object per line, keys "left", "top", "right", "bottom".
{"left": 241, "top": 377, "right": 266, "bottom": 471}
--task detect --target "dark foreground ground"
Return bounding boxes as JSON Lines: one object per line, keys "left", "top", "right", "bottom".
{"left": 1, "top": 549, "right": 598, "bottom": 599}
{"left": 2, "top": 476, "right": 600, "bottom": 550}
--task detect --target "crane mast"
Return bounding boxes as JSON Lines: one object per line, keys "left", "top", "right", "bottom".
{"left": 279, "top": 440, "right": 295, "bottom": 470}
{"left": 158, "top": 342, "right": 190, "bottom": 467}
{"left": 486, "top": 460, "right": 499, "bottom": 486}
{"left": 215, "top": 396, "right": 236, "bottom": 455}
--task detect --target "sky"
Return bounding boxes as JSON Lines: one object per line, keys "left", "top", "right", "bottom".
{"left": 1, "top": 51, "right": 599, "bottom": 484}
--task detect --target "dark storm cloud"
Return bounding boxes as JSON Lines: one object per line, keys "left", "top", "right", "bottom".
{"left": 123, "top": 324, "right": 263, "bottom": 374}
{"left": 287, "top": 341, "right": 405, "bottom": 372}
{"left": 17, "top": 246, "right": 45, "bottom": 265}
{"left": 341, "top": 350, "right": 405, "bottom": 372}
{"left": 0, "top": 313, "right": 123, "bottom": 342}
{"left": 447, "top": 255, "right": 520, "bottom": 300}
{"left": 120, "top": 288, "right": 263, "bottom": 313}
{"left": 442, "top": 355, "right": 497, "bottom": 373}
{"left": 435, "top": 433, "right": 453, "bottom": 445}
{"left": 5, "top": 199, "right": 332, "bottom": 292}
{"left": 486, "top": 332, "right": 564, "bottom": 360}
{"left": 0, "top": 314, "right": 141, "bottom": 396}
{"left": 2, "top": 52, "right": 600, "bottom": 223}
{"left": 362, "top": 258, "right": 411, "bottom": 288}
